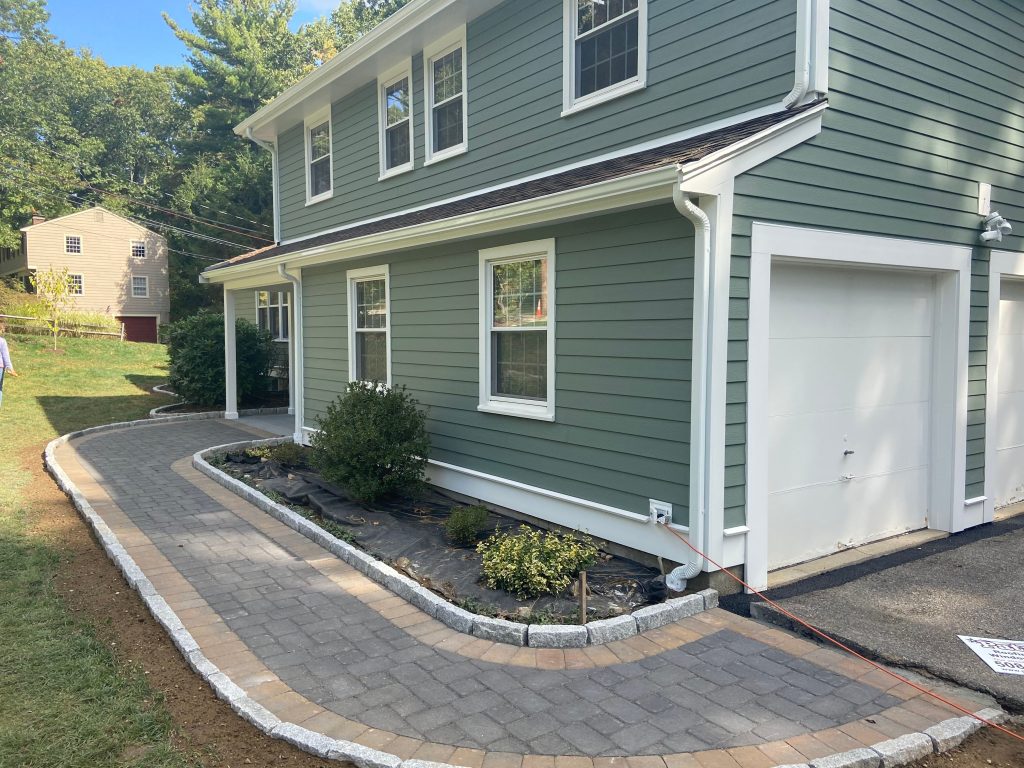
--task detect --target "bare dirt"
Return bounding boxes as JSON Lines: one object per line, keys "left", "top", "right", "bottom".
{"left": 24, "top": 444, "right": 1022, "bottom": 768}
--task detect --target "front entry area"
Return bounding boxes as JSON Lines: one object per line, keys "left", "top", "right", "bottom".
{"left": 766, "top": 264, "right": 934, "bottom": 569}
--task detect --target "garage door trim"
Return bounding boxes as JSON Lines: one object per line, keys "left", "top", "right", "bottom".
{"left": 745, "top": 224, "right": 973, "bottom": 591}
{"left": 985, "top": 249, "right": 1024, "bottom": 523}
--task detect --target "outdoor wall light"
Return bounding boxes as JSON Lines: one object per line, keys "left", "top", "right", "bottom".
{"left": 980, "top": 211, "right": 1013, "bottom": 244}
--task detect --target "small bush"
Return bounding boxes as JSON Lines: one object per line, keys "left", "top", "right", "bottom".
{"left": 166, "top": 312, "right": 273, "bottom": 406}
{"left": 245, "top": 442, "right": 307, "bottom": 467}
{"left": 445, "top": 505, "right": 489, "bottom": 546}
{"left": 477, "top": 525, "right": 599, "bottom": 598}
{"left": 311, "top": 382, "right": 429, "bottom": 503}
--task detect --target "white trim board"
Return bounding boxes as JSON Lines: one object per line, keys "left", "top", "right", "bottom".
{"left": 984, "top": 249, "right": 1024, "bottom": 523}
{"left": 746, "top": 223, "right": 973, "bottom": 592}
{"left": 346, "top": 264, "right": 392, "bottom": 386}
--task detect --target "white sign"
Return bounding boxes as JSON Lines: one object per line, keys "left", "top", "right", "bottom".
{"left": 959, "top": 635, "right": 1024, "bottom": 676}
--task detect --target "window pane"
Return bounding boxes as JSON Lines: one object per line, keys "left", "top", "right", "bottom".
{"left": 310, "top": 156, "right": 331, "bottom": 197}
{"left": 309, "top": 122, "right": 330, "bottom": 161}
{"left": 492, "top": 258, "right": 546, "bottom": 328}
{"left": 433, "top": 98, "right": 463, "bottom": 152}
{"left": 357, "top": 331, "right": 388, "bottom": 382}
{"left": 385, "top": 78, "right": 410, "bottom": 126}
{"left": 386, "top": 123, "right": 410, "bottom": 168}
{"left": 258, "top": 307, "right": 269, "bottom": 331}
{"left": 576, "top": 14, "right": 639, "bottom": 97}
{"left": 257, "top": 291, "right": 269, "bottom": 308}
{"left": 131, "top": 241, "right": 146, "bottom": 258}
{"left": 493, "top": 330, "right": 547, "bottom": 400}
{"left": 65, "top": 236, "right": 81, "bottom": 253}
{"left": 281, "top": 306, "right": 289, "bottom": 340}
{"left": 577, "top": 0, "right": 637, "bottom": 35}
{"left": 432, "top": 48, "right": 462, "bottom": 104}
{"left": 356, "top": 279, "right": 387, "bottom": 329}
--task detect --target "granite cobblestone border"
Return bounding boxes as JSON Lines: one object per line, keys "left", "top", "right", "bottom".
{"left": 192, "top": 436, "right": 720, "bottom": 648}
{"left": 43, "top": 415, "right": 1009, "bottom": 768}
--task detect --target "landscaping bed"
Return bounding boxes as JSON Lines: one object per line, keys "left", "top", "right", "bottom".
{"left": 212, "top": 445, "right": 668, "bottom": 625}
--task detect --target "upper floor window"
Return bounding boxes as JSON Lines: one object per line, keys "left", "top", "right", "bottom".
{"left": 131, "top": 240, "right": 146, "bottom": 258}
{"left": 563, "top": 0, "right": 647, "bottom": 115}
{"left": 424, "top": 27, "right": 468, "bottom": 164}
{"left": 347, "top": 266, "right": 390, "bottom": 385}
{"left": 65, "top": 235, "right": 82, "bottom": 254}
{"left": 131, "top": 275, "right": 149, "bottom": 298}
{"left": 69, "top": 273, "right": 84, "bottom": 295}
{"left": 378, "top": 61, "right": 414, "bottom": 178}
{"left": 257, "top": 290, "right": 290, "bottom": 342}
{"left": 478, "top": 240, "right": 555, "bottom": 421}
{"left": 305, "top": 109, "right": 333, "bottom": 205}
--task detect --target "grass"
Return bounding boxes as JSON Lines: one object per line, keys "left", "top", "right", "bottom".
{"left": 0, "top": 334, "right": 198, "bottom": 767}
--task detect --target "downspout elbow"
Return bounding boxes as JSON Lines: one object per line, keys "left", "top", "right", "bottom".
{"left": 247, "top": 127, "right": 282, "bottom": 244}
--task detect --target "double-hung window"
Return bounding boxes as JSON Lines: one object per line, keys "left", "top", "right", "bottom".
{"left": 305, "top": 109, "right": 333, "bottom": 204}
{"left": 68, "top": 273, "right": 84, "bottom": 295}
{"left": 131, "top": 240, "right": 146, "bottom": 259}
{"left": 131, "top": 275, "right": 149, "bottom": 298}
{"left": 378, "top": 61, "right": 414, "bottom": 178}
{"left": 348, "top": 266, "right": 390, "bottom": 385}
{"left": 563, "top": 0, "right": 647, "bottom": 115}
{"left": 256, "top": 290, "right": 290, "bottom": 342}
{"left": 479, "top": 240, "right": 555, "bottom": 421}
{"left": 65, "top": 235, "right": 82, "bottom": 254}
{"left": 424, "top": 27, "right": 468, "bottom": 164}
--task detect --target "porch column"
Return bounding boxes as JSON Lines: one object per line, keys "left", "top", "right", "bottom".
{"left": 287, "top": 296, "right": 296, "bottom": 416}
{"left": 223, "top": 286, "right": 239, "bottom": 419}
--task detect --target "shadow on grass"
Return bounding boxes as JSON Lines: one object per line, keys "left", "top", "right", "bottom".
{"left": 36, "top": 395, "right": 163, "bottom": 438}
{"left": 124, "top": 374, "right": 169, "bottom": 394}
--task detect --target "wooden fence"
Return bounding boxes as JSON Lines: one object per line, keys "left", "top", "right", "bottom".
{"left": 0, "top": 312, "right": 125, "bottom": 340}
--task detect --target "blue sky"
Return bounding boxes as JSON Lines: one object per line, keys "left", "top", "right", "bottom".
{"left": 44, "top": 0, "right": 334, "bottom": 70}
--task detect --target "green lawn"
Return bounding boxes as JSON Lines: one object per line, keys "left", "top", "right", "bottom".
{"left": 0, "top": 334, "right": 199, "bottom": 767}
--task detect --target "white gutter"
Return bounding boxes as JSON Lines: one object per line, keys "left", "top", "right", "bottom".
{"left": 277, "top": 263, "right": 304, "bottom": 444}
{"left": 783, "top": 0, "right": 829, "bottom": 108}
{"left": 246, "top": 128, "right": 281, "bottom": 244}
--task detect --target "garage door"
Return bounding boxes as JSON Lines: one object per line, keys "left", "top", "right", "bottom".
{"left": 767, "top": 263, "right": 934, "bottom": 570}
{"left": 116, "top": 316, "right": 159, "bottom": 343}
{"left": 994, "top": 280, "right": 1024, "bottom": 507}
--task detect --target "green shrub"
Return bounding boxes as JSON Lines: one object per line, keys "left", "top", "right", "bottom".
{"left": 477, "top": 525, "right": 599, "bottom": 598}
{"left": 445, "top": 505, "right": 489, "bottom": 546}
{"left": 166, "top": 312, "right": 272, "bottom": 406}
{"left": 311, "top": 382, "right": 429, "bottom": 502}
{"left": 245, "top": 442, "right": 308, "bottom": 467}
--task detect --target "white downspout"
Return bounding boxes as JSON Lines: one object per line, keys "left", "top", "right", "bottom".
{"left": 247, "top": 128, "right": 281, "bottom": 244}
{"left": 783, "top": 0, "right": 829, "bottom": 108}
{"left": 670, "top": 185, "right": 712, "bottom": 583}
{"left": 223, "top": 286, "right": 239, "bottom": 420}
{"left": 278, "top": 263, "right": 304, "bottom": 444}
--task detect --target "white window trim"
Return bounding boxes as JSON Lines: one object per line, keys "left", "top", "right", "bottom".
{"left": 561, "top": 0, "right": 648, "bottom": 117}
{"left": 423, "top": 26, "right": 468, "bottom": 166}
{"left": 347, "top": 264, "right": 392, "bottom": 386}
{"left": 304, "top": 107, "right": 334, "bottom": 206}
{"left": 478, "top": 239, "right": 556, "bottom": 422}
{"left": 69, "top": 273, "right": 84, "bottom": 295}
{"left": 131, "top": 274, "right": 149, "bottom": 298}
{"left": 255, "top": 290, "right": 291, "bottom": 342}
{"left": 64, "top": 234, "right": 82, "bottom": 254}
{"left": 130, "top": 239, "right": 147, "bottom": 259}
{"left": 377, "top": 59, "right": 415, "bottom": 180}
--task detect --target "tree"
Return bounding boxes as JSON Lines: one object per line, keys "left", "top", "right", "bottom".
{"left": 29, "top": 267, "right": 74, "bottom": 349}
{"left": 329, "top": 0, "right": 411, "bottom": 49}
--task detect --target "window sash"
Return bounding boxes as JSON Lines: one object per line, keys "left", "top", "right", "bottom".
{"left": 65, "top": 236, "right": 81, "bottom": 254}
{"left": 576, "top": 0, "right": 639, "bottom": 38}
{"left": 256, "top": 291, "right": 289, "bottom": 340}
{"left": 69, "top": 274, "right": 84, "bottom": 294}
{"left": 309, "top": 122, "right": 330, "bottom": 161}
{"left": 131, "top": 277, "right": 148, "bottom": 297}
{"left": 349, "top": 271, "right": 390, "bottom": 385}
{"left": 426, "top": 37, "right": 467, "bottom": 160}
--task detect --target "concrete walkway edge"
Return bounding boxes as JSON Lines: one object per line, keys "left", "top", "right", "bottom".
{"left": 43, "top": 415, "right": 1009, "bottom": 768}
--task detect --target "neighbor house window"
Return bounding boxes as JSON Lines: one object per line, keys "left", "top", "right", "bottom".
{"left": 65, "top": 235, "right": 82, "bottom": 254}
{"left": 347, "top": 266, "right": 390, "bottom": 385}
{"left": 479, "top": 239, "right": 555, "bottom": 421}
{"left": 256, "top": 290, "right": 290, "bottom": 341}
{"left": 563, "top": 0, "right": 647, "bottom": 114}
{"left": 424, "top": 27, "right": 468, "bottom": 164}
{"left": 305, "top": 109, "right": 333, "bottom": 204}
{"left": 378, "top": 61, "right": 414, "bottom": 178}
{"left": 69, "top": 273, "right": 84, "bottom": 295}
{"left": 131, "top": 240, "right": 146, "bottom": 258}
{"left": 131, "top": 275, "right": 149, "bottom": 298}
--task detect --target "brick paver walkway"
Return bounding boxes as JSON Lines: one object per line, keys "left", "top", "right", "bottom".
{"left": 55, "top": 419, "right": 995, "bottom": 767}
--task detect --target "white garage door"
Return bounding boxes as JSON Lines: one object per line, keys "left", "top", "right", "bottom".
{"left": 767, "top": 263, "right": 934, "bottom": 570}
{"left": 994, "top": 280, "right": 1024, "bottom": 507}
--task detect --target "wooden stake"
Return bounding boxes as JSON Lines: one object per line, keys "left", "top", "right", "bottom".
{"left": 578, "top": 570, "right": 587, "bottom": 625}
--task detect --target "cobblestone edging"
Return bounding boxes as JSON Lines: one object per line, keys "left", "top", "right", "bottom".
{"left": 192, "top": 437, "right": 719, "bottom": 649}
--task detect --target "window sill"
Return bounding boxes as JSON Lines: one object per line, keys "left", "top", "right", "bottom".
{"left": 272, "top": 337, "right": 289, "bottom": 343}
{"left": 379, "top": 163, "right": 414, "bottom": 181}
{"left": 561, "top": 78, "right": 646, "bottom": 118}
{"left": 424, "top": 145, "right": 468, "bottom": 167}
{"left": 477, "top": 401, "right": 554, "bottom": 422}
{"left": 305, "top": 191, "right": 334, "bottom": 207}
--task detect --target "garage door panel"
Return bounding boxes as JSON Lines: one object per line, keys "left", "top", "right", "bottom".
{"left": 770, "top": 264, "right": 934, "bottom": 340}
{"left": 768, "top": 467, "right": 929, "bottom": 569}
{"left": 997, "top": 281, "right": 1024, "bottom": 334}
{"left": 994, "top": 390, "right": 1024, "bottom": 450}
{"left": 769, "top": 337, "right": 931, "bottom": 417}
{"left": 768, "top": 401, "right": 930, "bottom": 493}
{"left": 995, "top": 280, "right": 1024, "bottom": 507}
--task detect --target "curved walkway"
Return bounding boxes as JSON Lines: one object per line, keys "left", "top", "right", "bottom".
{"left": 54, "top": 419, "right": 999, "bottom": 767}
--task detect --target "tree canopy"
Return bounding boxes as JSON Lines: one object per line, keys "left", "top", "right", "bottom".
{"left": 0, "top": 0, "right": 410, "bottom": 320}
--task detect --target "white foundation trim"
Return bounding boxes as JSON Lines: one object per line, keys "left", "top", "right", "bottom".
{"left": 746, "top": 224, "right": 973, "bottom": 592}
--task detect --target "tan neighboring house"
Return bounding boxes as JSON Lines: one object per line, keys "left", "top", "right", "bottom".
{"left": 3, "top": 206, "right": 170, "bottom": 342}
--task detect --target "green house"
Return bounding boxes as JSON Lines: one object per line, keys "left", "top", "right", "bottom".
{"left": 202, "top": 0, "right": 1024, "bottom": 592}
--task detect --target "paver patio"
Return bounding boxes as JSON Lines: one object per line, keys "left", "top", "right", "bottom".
{"left": 52, "top": 418, "right": 1000, "bottom": 767}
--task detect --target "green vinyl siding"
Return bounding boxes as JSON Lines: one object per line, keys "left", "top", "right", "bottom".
{"left": 278, "top": 0, "right": 796, "bottom": 241}
{"left": 301, "top": 206, "right": 694, "bottom": 523}
{"left": 726, "top": 0, "right": 1024, "bottom": 521}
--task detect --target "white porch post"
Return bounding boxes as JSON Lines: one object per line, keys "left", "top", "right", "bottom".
{"left": 223, "top": 286, "right": 239, "bottom": 419}
{"left": 287, "top": 296, "right": 296, "bottom": 417}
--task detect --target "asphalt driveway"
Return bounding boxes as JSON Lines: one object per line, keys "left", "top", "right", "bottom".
{"left": 726, "top": 515, "right": 1024, "bottom": 712}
